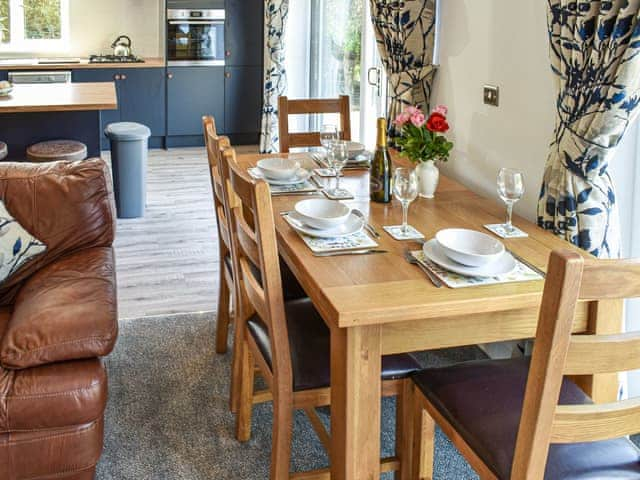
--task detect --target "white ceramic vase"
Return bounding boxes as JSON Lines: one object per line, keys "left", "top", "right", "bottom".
{"left": 416, "top": 160, "right": 439, "bottom": 198}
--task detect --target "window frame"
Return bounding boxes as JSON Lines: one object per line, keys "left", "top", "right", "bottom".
{"left": 0, "top": 0, "right": 70, "bottom": 53}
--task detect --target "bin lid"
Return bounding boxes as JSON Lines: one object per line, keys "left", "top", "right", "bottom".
{"left": 105, "top": 122, "right": 151, "bottom": 141}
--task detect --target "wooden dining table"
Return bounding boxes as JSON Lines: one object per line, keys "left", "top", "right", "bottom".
{"left": 236, "top": 151, "right": 622, "bottom": 480}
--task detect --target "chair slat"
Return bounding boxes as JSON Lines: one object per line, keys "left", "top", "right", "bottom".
{"left": 552, "top": 398, "right": 640, "bottom": 443}
{"left": 236, "top": 217, "right": 261, "bottom": 271}
{"left": 288, "top": 132, "right": 321, "bottom": 149}
{"left": 286, "top": 98, "right": 343, "bottom": 114}
{"left": 580, "top": 260, "right": 640, "bottom": 300}
{"left": 564, "top": 332, "right": 640, "bottom": 374}
{"left": 241, "top": 258, "right": 267, "bottom": 322}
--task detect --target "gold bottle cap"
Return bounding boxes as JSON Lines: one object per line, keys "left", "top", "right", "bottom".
{"left": 376, "top": 117, "right": 387, "bottom": 147}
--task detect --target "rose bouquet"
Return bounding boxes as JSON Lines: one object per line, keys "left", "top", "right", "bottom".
{"left": 394, "top": 105, "right": 453, "bottom": 163}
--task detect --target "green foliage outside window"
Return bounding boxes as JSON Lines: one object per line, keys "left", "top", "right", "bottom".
{"left": 24, "top": 0, "right": 61, "bottom": 39}
{"left": 0, "top": 0, "right": 9, "bottom": 44}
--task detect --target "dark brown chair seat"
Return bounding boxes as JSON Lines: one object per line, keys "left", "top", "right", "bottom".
{"left": 224, "top": 253, "right": 306, "bottom": 301}
{"left": 0, "top": 142, "right": 7, "bottom": 160}
{"left": 412, "top": 357, "right": 640, "bottom": 479}
{"left": 27, "top": 140, "right": 87, "bottom": 163}
{"left": 248, "top": 298, "right": 421, "bottom": 392}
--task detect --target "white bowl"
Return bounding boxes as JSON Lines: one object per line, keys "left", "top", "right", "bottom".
{"left": 294, "top": 199, "right": 351, "bottom": 230}
{"left": 257, "top": 157, "right": 300, "bottom": 180}
{"left": 347, "top": 141, "right": 365, "bottom": 158}
{"left": 435, "top": 228, "right": 505, "bottom": 267}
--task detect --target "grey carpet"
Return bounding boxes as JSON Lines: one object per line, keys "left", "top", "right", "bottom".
{"left": 97, "top": 312, "right": 484, "bottom": 479}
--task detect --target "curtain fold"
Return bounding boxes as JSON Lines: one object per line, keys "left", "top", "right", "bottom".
{"left": 259, "top": 0, "right": 289, "bottom": 154}
{"left": 369, "top": 0, "right": 438, "bottom": 136}
{"left": 538, "top": 0, "right": 640, "bottom": 258}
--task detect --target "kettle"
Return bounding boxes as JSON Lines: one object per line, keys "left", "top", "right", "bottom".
{"left": 111, "top": 35, "right": 132, "bottom": 57}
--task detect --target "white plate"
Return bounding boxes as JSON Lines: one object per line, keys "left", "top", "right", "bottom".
{"left": 423, "top": 239, "right": 517, "bottom": 278}
{"left": 252, "top": 168, "right": 311, "bottom": 185}
{"left": 286, "top": 211, "right": 364, "bottom": 238}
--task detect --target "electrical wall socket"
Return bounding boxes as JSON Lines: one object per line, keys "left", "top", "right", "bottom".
{"left": 484, "top": 85, "right": 499, "bottom": 107}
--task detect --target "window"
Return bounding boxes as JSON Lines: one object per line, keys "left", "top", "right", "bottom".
{"left": 0, "top": 0, "right": 69, "bottom": 52}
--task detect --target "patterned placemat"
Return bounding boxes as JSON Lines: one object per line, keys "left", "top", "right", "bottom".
{"left": 248, "top": 167, "right": 318, "bottom": 195}
{"left": 283, "top": 215, "right": 378, "bottom": 253}
{"left": 383, "top": 225, "right": 425, "bottom": 241}
{"left": 484, "top": 223, "right": 529, "bottom": 239}
{"left": 411, "top": 250, "right": 543, "bottom": 289}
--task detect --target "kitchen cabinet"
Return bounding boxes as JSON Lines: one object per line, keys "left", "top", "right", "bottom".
{"left": 0, "top": 71, "right": 7, "bottom": 82}
{"left": 224, "top": 66, "right": 262, "bottom": 139}
{"left": 225, "top": 0, "right": 263, "bottom": 67}
{"left": 73, "top": 68, "right": 166, "bottom": 148}
{"left": 168, "top": 0, "right": 224, "bottom": 8}
{"left": 167, "top": 66, "right": 225, "bottom": 139}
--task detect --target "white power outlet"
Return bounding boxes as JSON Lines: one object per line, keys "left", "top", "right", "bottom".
{"left": 484, "top": 85, "right": 499, "bottom": 107}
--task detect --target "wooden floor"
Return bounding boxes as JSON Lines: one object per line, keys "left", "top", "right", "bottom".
{"left": 111, "top": 146, "right": 257, "bottom": 319}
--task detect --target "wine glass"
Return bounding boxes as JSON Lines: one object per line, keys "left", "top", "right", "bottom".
{"left": 497, "top": 168, "right": 525, "bottom": 233}
{"left": 320, "top": 124, "right": 339, "bottom": 154}
{"left": 326, "top": 140, "right": 350, "bottom": 197}
{"left": 393, "top": 168, "right": 419, "bottom": 234}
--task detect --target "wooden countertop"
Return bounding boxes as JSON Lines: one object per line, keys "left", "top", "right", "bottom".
{"left": 0, "top": 82, "right": 118, "bottom": 113}
{"left": 0, "top": 57, "right": 165, "bottom": 70}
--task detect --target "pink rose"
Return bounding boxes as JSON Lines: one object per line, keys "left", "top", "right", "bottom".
{"left": 405, "top": 106, "right": 419, "bottom": 116}
{"left": 433, "top": 105, "right": 448, "bottom": 116}
{"left": 394, "top": 112, "right": 410, "bottom": 126}
{"left": 410, "top": 111, "right": 426, "bottom": 128}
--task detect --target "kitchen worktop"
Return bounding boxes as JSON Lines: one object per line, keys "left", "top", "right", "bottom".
{"left": 0, "top": 57, "right": 165, "bottom": 70}
{"left": 0, "top": 82, "right": 118, "bottom": 113}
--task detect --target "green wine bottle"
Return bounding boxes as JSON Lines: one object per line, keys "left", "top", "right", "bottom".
{"left": 370, "top": 117, "right": 392, "bottom": 203}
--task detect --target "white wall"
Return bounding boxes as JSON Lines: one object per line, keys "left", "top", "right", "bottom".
{"left": 432, "top": 0, "right": 555, "bottom": 221}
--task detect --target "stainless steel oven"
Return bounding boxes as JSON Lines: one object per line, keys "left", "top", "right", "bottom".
{"left": 167, "top": 9, "right": 225, "bottom": 66}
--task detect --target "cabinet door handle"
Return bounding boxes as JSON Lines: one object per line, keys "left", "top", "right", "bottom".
{"left": 121, "top": 74, "right": 127, "bottom": 80}
{"left": 167, "top": 73, "right": 174, "bottom": 79}
{"left": 114, "top": 74, "right": 120, "bottom": 81}
{"left": 225, "top": 50, "right": 231, "bottom": 57}
{"left": 225, "top": 72, "right": 231, "bottom": 79}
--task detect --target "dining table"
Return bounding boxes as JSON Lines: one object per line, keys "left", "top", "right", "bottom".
{"left": 236, "top": 150, "right": 622, "bottom": 480}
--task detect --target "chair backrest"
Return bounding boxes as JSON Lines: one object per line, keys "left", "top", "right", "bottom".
{"left": 512, "top": 250, "right": 640, "bottom": 478}
{"left": 220, "top": 148, "right": 293, "bottom": 392}
{"left": 202, "top": 116, "right": 232, "bottom": 257}
{"left": 278, "top": 95, "right": 352, "bottom": 153}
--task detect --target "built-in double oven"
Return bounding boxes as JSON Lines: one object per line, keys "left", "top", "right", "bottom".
{"left": 167, "top": 9, "right": 225, "bottom": 66}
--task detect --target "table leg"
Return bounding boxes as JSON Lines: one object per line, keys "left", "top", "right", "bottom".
{"left": 331, "top": 324, "right": 382, "bottom": 480}
{"left": 572, "top": 299, "right": 623, "bottom": 403}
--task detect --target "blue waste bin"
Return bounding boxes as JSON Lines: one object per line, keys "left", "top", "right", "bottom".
{"left": 105, "top": 122, "right": 151, "bottom": 219}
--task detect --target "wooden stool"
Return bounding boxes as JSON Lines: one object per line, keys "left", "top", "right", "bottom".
{"left": 0, "top": 142, "right": 7, "bottom": 161}
{"left": 27, "top": 140, "right": 87, "bottom": 163}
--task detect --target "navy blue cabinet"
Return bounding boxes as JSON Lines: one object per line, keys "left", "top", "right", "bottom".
{"left": 167, "top": 66, "right": 225, "bottom": 141}
{"left": 0, "top": 71, "right": 7, "bottom": 81}
{"left": 73, "top": 68, "right": 166, "bottom": 148}
{"left": 224, "top": 66, "right": 262, "bottom": 142}
{"left": 225, "top": 0, "right": 263, "bottom": 67}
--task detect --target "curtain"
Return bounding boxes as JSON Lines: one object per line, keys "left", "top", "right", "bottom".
{"left": 260, "top": 0, "right": 289, "bottom": 154}
{"left": 369, "top": 0, "right": 437, "bottom": 137}
{"left": 538, "top": 0, "right": 640, "bottom": 258}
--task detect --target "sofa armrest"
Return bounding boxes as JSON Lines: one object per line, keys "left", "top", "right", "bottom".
{"left": 0, "top": 247, "right": 118, "bottom": 369}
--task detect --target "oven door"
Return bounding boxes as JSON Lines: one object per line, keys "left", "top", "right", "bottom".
{"left": 168, "top": 20, "right": 225, "bottom": 66}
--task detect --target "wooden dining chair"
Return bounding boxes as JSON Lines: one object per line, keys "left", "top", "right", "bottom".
{"left": 403, "top": 250, "right": 640, "bottom": 479}
{"left": 202, "top": 116, "right": 234, "bottom": 356}
{"left": 220, "top": 147, "right": 421, "bottom": 479}
{"left": 277, "top": 95, "right": 351, "bottom": 153}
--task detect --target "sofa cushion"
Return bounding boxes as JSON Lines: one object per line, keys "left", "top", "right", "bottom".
{"left": 0, "top": 247, "right": 117, "bottom": 369}
{"left": 0, "top": 358, "right": 107, "bottom": 432}
{"left": 0, "top": 199, "right": 47, "bottom": 282}
{"left": 0, "top": 159, "right": 116, "bottom": 305}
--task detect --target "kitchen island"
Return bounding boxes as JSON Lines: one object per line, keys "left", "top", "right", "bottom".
{"left": 0, "top": 82, "right": 117, "bottom": 160}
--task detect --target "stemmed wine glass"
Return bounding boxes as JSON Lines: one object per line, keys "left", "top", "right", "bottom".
{"left": 497, "top": 168, "right": 525, "bottom": 233}
{"left": 393, "top": 168, "right": 419, "bottom": 234}
{"left": 326, "top": 140, "right": 350, "bottom": 198}
{"left": 320, "top": 124, "right": 339, "bottom": 157}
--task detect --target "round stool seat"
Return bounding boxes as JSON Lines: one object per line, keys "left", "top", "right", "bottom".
{"left": 27, "top": 140, "right": 87, "bottom": 163}
{"left": 0, "top": 142, "right": 7, "bottom": 161}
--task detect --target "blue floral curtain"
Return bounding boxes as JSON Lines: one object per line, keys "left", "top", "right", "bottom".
{"left": 259, "top": 0, "right": 289, "bottom": 153}
{"left": 369, "top": 0, "right": 438, "bottom": 137}
{"left": 539, "top": 0, "right": 640, "bottom": 258}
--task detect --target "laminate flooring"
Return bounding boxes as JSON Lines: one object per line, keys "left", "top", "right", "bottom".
{"left": 110, "top": 146, "right": 257, "bottom": 319}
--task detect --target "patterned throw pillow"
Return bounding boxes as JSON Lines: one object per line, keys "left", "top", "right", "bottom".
{"left": 0, "top": 200, "right": 47, "bottom": 282}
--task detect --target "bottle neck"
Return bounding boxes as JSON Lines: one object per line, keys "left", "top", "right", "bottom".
{"left": 376, "top": 118, "right": 387, "bottom": 148}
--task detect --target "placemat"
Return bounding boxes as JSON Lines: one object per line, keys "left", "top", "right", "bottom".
{"left": 411, "top": 250, "right": 543, "bottom": 289}
{"left": 283, "top": 215, "right": 378, "bottom": 253}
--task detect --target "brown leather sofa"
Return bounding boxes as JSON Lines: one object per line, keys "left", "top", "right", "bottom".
{"left": 0, "top": 159, "right": 118, "bottom": 479}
